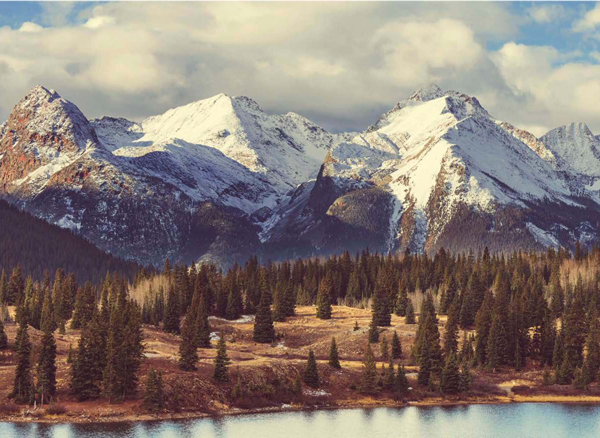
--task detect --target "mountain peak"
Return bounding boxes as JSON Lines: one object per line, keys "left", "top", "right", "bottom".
{"left": 5, "top": 86, "right": 99, "bottom": 153}
{"left": 19, "top": 85, "right": 62, "bottom": 108}
{"left": 409, "top": 84, "right": 444, "bottom": 102}
{"left": 540, "top": 121, "right": 600, "bottom": 177}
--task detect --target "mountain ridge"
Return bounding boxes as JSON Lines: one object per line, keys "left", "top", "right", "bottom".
{"left": 3, "top": 84, "right": 600, "bottom": 267}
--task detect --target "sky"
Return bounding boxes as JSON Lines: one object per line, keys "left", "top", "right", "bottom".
{"left": 3, "top": 2, "right": 600, "bottom": 136}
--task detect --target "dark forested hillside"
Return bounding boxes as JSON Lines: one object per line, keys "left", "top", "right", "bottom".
{"left": 0, "top": 200, "right": 142, "bottom": 283}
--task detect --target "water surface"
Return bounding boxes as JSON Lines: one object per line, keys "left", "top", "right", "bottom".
{"left": 2, "top": 403, "right": 600, "bottom": 438}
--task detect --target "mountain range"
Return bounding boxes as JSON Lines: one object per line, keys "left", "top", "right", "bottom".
{"left": 2, "top": 84, "right": 600, "bottom": 267}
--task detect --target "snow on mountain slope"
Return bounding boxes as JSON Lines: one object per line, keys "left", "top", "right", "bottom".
{"left": 540, "top": 122, "right": 600, "bottom": 178}
{"left": 94, "top": 93, "right": 337, "bottom": 200}
{"left": 113, "top": 138, "right": 276, "bottom": 213}
{"left": 266, "top": 85, "right": 593, "bottom": 257}
{"left": 6, "top": 83, "right": 600, "bottom": 266}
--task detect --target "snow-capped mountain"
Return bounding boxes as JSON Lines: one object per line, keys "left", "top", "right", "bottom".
{"left": 3, "top": 84, "right": 600, "bottom": 267}
{"left": 263, "top": 85, "right": 600, "bottom": 258}
{"left": 91, "top": 93, "right": 339, "bottom": 209}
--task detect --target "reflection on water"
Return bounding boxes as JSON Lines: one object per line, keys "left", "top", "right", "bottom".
{"left": 2, "top": 403, "right": 600, "bottom": 438}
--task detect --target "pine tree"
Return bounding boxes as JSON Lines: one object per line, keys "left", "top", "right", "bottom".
{"left": 561, "top": 292, "right": 586, "bottom": 381}
{"left": 143, "top": 368, "right": 164, "bottom": 411}
{"left": 40, "top": 286, "right": 56, "bottom": 333}
{"left": 394, "top": 285, "right": 408, "bottom": 317}
{"left": 7, "top": 265, "right": 24, "bottom": 305}
{"left": 395, "top": 364, "right": 410, "bottom": 394}
{"left": 316, "top": 275, "right": 333, "bottom": 320}
{"left": 405, "top": 300, "right": 416, "bottom": 324}
{"left": 71, "top": 283, "right": 95, "bottom": 329}
{"left": 0, "top": 269, "right": 7, "bottom": 304}
{"left": 71, "top": 311, "right": 105, "bottom": 400}
{"left": 103, "top": 299, "right": 144, "bottom": 401}
{"left": 474, "top": 291, "right": 494, "bottom": 366}
{"left": 460, "top": 362, "right": 473, "bottom": 392}
{"left": 417, "top": 312, "right": 442, "bottom": 387}
{"left": 391, "top": 331, "right": 402, "bottom": 359}
{"left": 214, "top": 336, "right": 231, "bottom": 382}
{"left": 253, "top": 289, "right": 275, "bottom": 343}
{"left": 585, "top": 307, "right": 600, "bottom": 381}
{"left": 440, "top": 353, "right": 461, "bottom": 394}
{"left": 486, "top": 312, "right": 509, "bottom": 371}
{"left": 195, "top": 295, "right": 211, "bottom": 348}
{"left": 360, "top": 343, "right": 378, "bottom": 393}
{"left": 383, "top": 356, "right": 396, "bottom": 389}
{"left": 0, "top": 318, "right": 7, "bottom": 350}
{"left": 549, "top": 268, "right": 564, "bottom": 318}
{"left": 368, "top": 318, "right": 380, "bottom": 343}
{"left": 163, "top": 284, "right": 180, "bottom": 335}
{"left": 11, "top": 322, "right": 33, "bottom": 404}
{"left": 283, "top": 281, "right": 296, "bottom": 317}
{"left": 372, "top": 279, "right": 391, "bottom": 326}
{"left": 328, "top": 337, "right": 341, "bottom": 369}
{"left": 443, "top": 302, "right": 459, "bottom": 357}
{"left": 37, "top": 326, "right": 57, "bottom": 404}
{"left": 179, "top": 307, "right": 198, "bottom": 371}
{"left": 303, "top": 349, "right": 320, "bottom": 388}
{"left": 380, "top": 337, "right": 389, "bottom": 360}
{"left": 272, "top": 284, "right": 286, "bottom": 322}
{"left": 225, "top": 283, "right": 242, "bottom": 321}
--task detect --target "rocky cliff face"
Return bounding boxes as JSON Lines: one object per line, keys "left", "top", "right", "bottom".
{"left": 4, "top": 84, "right": 600, "bottom": 267}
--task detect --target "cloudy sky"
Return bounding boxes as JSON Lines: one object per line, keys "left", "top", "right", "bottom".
{"left": 2, "top": 2, "right": 600, "bottom": 135}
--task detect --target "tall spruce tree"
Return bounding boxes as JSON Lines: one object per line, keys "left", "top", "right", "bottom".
{"left": 144, "top": 368, "right": 164, "bottom": 411}
{"left": 214, "top": 336, "right": 231, "bottom": 382}
{"left": 316, "top": 275, "right": 333, "bottom": 320}
{"left": 328, "top": 337, "right": 341, "bottom": 369}
{"left": 37, "top": 325, "right": 57, "bottom": 404}
{"left": 585, "top": 307, "right": 600, "bottom": 381}
{"left": 163, "top": 284, "right": 180, "bottom": 335}
{"left": 11, "top": 322, "right": 33, "bottom": 404}
{"left": 0, "top": 318, "right": 7, "bottom": 350}
{"left": 474, "top": 291, "right": 494, "bottom": 366}
{"left": 71, "top": 310, "right": 105, "bottom": 400}
{"left": 372, "top": 278, "right": 391, "bottom": 326}
{"left": 368, "top": 317, "right": 380, "bottom": 343}
{"left": 395, "top": 285, "right": 409, "bottom": 317}
{"left": 253, "top": 289, "right": 275, "bottom": 343}
{"left": 395, "top": 364, "right": 410, "bottom": 394}
{"left": 440, "top": 353, "right": 461, "bottom": 394}
{"left": 417, "top": 312, "right": 442, "bottom": 387}
{"left": 360, "top": 343, "right": 378, "bottom": 393}
{"left": 405, "top": 300, "right": 416, "bottom": 324}
{"left": 443, "top": 302, "right": 459, "bottom": 357}
{"left": 391, "top": 331, "right": 403, "bottom": 359}
{"left": 71, "top": 282, "right": 95, "bottom": 329}
{"left": 195, "top": 295, "right": 211, "bottom": 348}
{"left": 179, "top": 307, "right": 198, "bottom": 371}
{"left": 304, "top": 349, "right": 320, "bottom": 388}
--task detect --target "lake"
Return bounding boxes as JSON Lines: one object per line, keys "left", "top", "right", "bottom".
{"left": 2, "top": 403, "right": 600, "bottom": 438}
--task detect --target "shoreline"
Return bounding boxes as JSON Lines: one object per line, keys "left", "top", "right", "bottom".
{"left": 5, "top": 394, "right": 600, "bottom": 425}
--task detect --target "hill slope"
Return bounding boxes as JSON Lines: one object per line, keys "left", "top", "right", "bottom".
{"left": 0, "top": 199, "right": 140, "bottom": 282}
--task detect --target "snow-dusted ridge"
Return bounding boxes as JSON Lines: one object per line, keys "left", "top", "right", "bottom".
{"left": 4, "top": 84, "right": 600, "bottom": 266}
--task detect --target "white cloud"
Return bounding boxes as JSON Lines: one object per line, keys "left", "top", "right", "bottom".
{"left": 527, "top": 4, "right": 567, "bottom": 24}
{"left": 490, "top": 42, "right": 600, "bottom": 134}
{"left": 1, "top": 2, "right": 600, "bottom": 139}
{"left": 84, "top": 16, "right": 116, "bottom": 29}
{"left": 18, "top": 22, "right": 43, "bottom": 33}
{"left": 573, "top": 3, "right": 600, "bottom": 32}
